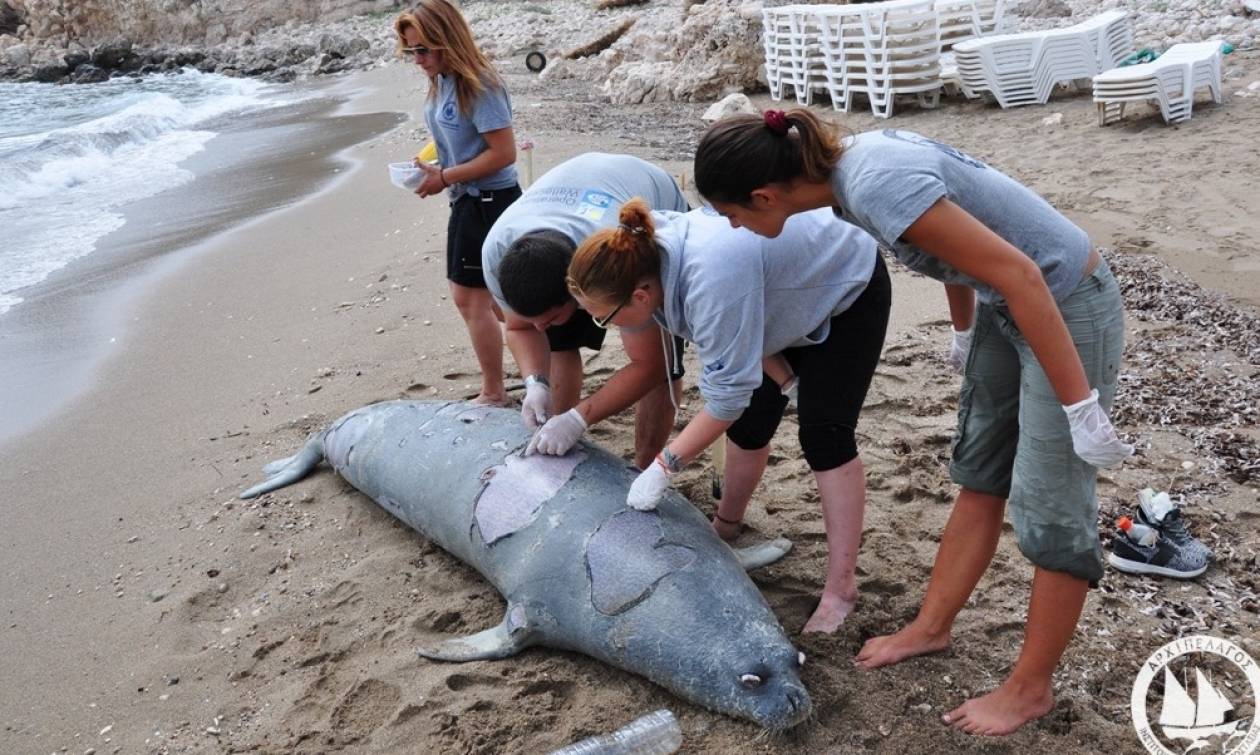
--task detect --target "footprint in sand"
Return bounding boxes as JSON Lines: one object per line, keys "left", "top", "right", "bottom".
{"left": 329, "top": 678, "right": 402, "bottom": 735}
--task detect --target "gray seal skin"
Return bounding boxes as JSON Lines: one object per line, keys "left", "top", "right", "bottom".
{"left": 241, "top": 400, "right": 811, "bottom": 730}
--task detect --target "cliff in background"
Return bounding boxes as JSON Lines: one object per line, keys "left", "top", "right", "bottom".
{"left": 2, "top": 0, "right": 400, "bottom": 46}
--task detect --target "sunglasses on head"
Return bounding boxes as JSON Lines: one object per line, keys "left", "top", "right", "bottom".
{"left": 401, "top": 45, "right": 432, "bottom": 56}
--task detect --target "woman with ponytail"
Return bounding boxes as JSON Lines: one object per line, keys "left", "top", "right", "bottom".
{"left": 694, "top": 110, "right": 1131, "bottom": 736}
{"left": 567, "top": 198, "right": 890, "bottom": 634}
{"left": 394, "top": 1, "right": 520, "bottom": 406}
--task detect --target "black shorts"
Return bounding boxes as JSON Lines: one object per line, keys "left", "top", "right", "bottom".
{"left": 446, "top": 185, "right": 522, "bottom": 288}
{"left": 726, "top": 253, "right": 891, "bottom": 470}
{"left": 546, "top": 307, "right": 607, "bottom": 352}
{"left": 546, "top": 311, "right": 687, "bottom": 382}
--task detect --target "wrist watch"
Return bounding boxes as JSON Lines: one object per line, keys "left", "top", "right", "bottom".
{"left": 524, "top": 374, "right": 550, "bottom": 389}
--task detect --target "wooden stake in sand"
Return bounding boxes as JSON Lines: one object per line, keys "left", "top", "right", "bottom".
{"left": 709, "top": 434, "right": 725, "bottom": 501}
{"left": 564, "top": 18, "right": 636, "bottom": 59}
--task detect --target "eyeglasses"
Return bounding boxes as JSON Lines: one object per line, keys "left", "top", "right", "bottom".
{"left": 592, "top": 290, "right": 634, "bottom": 329}
{"left": 401, "top": 45, "right": 432, "bottom": 57}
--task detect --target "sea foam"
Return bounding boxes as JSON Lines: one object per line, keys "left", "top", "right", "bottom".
{"left": 0, "top": 70, "right": 302, "bottom": 315}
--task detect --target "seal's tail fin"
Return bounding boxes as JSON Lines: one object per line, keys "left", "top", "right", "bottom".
{"left": 240, "top": 432, "right": 327, "bottom": 499}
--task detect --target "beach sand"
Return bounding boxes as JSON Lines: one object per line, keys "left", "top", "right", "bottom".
{"left": 2, "top": 51, "right": 1258, "bottom": 754}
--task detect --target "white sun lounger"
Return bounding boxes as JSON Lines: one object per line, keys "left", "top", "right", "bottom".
{"left": 951, "top": 10, "right": 1134, "bottom": 108}
{"left": 1092, "top": 41, "right": 1224, "bottom": 125}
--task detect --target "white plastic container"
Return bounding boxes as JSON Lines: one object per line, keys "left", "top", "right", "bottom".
{"left": 548, "top": 709, "right": 682, "bottom": 755}
{"left": 388, "top": 161, "right": 425, "bottom": 190}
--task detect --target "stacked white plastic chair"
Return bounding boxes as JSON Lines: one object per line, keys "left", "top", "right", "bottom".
{"left": 807, "top": 0, "right": 944, "bottom": 118}
{"left": 935, "top": 0, "right": 1012, "bottom": 49}
{"left": 761, "top": 5, "right": 829, "bottom": 105}
{"left": 1092, "top": 41, "right": 1224, "bottom": 125}
{"left": 951, "top": 10, "right": 1134, "bottom": 108}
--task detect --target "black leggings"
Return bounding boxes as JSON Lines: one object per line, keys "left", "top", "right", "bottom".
{"left": 726, "top": 253, "right": 891, "bottom": 471}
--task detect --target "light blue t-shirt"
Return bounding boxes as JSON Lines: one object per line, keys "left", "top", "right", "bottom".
{"left": 830, "top": 129, "right": 1090, "bottom": 305}
{"left": 653, "top": 207, "right": 878, "bottom": 421}
{"left": 423, "top": 73, "right": 518, "bottom": 200}
{"left": 482, "top": 152, "right": 689, "bottom": 310}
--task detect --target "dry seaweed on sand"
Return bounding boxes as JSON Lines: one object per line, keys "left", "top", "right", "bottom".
{"left": 1108, "top": 252, "right": 1260, "bottom": 484}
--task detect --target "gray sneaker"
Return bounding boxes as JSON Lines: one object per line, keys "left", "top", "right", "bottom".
{"left": 1108, "top": 523, "right": 1209, "bottom": 579}
{"left": 1136, "top": 488, "right": 1213, "bottom": 563}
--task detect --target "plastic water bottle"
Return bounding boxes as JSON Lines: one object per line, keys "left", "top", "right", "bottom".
{"left": 1117, "top": 515, "right": 1158, "bottom": 547}
{"left": 548, "top": 709, "right": 683, "bottom": 755}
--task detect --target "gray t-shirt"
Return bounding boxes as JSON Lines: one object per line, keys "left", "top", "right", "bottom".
{"left": 830, "top": 129, "right": 1089, "bottom": 305}
{"left": 482, "top": 152, "right": 689, "bottom": 310}
{"left": 423, "top": 73, "right": 518, "bottom": 200}
{"left": 653, "top": 207, "right": 878, "bottom": 421}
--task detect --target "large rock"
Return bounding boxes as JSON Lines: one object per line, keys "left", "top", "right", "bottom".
{"left": 70, "top": 61, "right": 108, "bottom": 82}
{"left": 2, "top": 39, "right": 27, "bottom": 66}
{"left": 600, "top": 0, "right": 766, "bottom": 103}
{"left": 701, "top": 92, "right": 756, "bottom": 122}
{"left": 91, "top": 35, "right": 133, "bottom": 68}
{"left": 0, "top": 1, "right": 21, "bottom": 37}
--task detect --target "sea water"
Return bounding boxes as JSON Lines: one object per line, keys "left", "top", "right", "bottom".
{"left": 0, "top": 70, "right": 305, "bottom": 316}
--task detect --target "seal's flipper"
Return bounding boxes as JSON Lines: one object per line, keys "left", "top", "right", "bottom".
{"left": 417, "top": 604, "right": 534, "bottom": 662}
{"left": 734, "top": 537, "right": 793, "bottom": 571}
{"left": 239, "top": 433, "right": 326, "bottom": 499}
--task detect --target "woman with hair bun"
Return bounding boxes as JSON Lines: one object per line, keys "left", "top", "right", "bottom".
{"left": 693, "top": 109, "right": 1131, "bottom": 736}
{"left": 393, "top": 0, "right": 520, "bottom": 406}
{"left": 567, "top": 199, "right": 890, "bottom": 634}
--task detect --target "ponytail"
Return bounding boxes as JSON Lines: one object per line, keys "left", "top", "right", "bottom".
{"left": 694, "top": 108, "right": 845, "bottom": 204}
{"left": 567, "top": 198, "right": 661, "bottom": 307}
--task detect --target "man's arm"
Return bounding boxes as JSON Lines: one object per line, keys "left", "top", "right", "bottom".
{"left": 504, "top": 312, "right": 551, "bottom": 380}
{"left": 575, "top": 322, "right": 668, "bottom": 426}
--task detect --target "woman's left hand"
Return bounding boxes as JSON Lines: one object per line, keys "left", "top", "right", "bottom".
{"left": 627, "top": 461, "right": 672, "bottom": 511}
{"left": 414, "top": 160, "right": 446, "bottom": 198}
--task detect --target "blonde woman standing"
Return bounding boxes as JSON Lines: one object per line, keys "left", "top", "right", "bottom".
{"left": 394, "top": 0, "right": 520, "bottom": 406}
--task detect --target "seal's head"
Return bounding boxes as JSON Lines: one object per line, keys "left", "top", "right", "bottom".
{"left": 582, "top": 509, "right": 812, "bottom": 729}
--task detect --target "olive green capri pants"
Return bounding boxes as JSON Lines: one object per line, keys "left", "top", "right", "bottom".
{"left": 950, "top": 258, "right": 1125, "bottom": 585}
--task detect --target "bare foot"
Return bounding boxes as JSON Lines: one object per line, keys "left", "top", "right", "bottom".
{"left": 941, "top": 678, "right": 1054, "bottom": 736}
{"left": 469, "top": 392, "right": 510, "bottom": 408}
{"left": 803, "top": 591, "right": 858, "bottom": 634}
{"left": 853, "top": 621, "right": 950, "bottom": 669}
{"left": 711, "top": 516, "right": 742, "bottom": 542}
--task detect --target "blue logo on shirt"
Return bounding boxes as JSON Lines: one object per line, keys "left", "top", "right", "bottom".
{"left": 440, "top": 100, "right": 459, "bottom": 127}
{"left": 882, "top": 129, "right": 987, "bottom": 170}
{"left": 575, "top": 189, "right": 616, "bottom": 220}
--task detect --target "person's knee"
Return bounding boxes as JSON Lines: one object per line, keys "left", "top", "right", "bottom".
{"left": 800, "top": 423, "right": 858, "bottom": 470}
{"left": 727, "top": 422, "right": 774, "bottom": 452}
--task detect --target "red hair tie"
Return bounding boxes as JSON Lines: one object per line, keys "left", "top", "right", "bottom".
{"left": 764, "top": 109, "right": 790, "bottom": 135}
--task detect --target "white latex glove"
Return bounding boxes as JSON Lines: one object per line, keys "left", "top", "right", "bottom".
{"left": 780, "top": 375, "right": 800, "bottom": 407}
{"left": 525, "top": 408, "right": 587, "bottom": 456}
{"left": 627, "top": 460, "right": 673, "bottom": 511}
{"left": 948, "top": 327, "right": 972, "bottom": 374}
{"left": 521, "top": 380, "right": 550, "bottom": 429}
{"left": 1062, "top": 388, "right": 1134, "bottom": 468}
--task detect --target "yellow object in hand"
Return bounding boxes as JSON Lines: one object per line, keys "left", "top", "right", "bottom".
{"left": 415, "top": 140, "right": 438, "bottom": 164}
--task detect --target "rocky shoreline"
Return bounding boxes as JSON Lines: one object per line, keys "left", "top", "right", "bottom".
{"left": 0, "top": 11, "right": 399, "bottom": 84}
{"left": 2, "top": 0, "right": 1259, "bottom": 99}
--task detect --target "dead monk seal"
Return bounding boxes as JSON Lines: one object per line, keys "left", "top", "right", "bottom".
{"left": 242, "top": 400, "right": 811, "bottom": 729}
